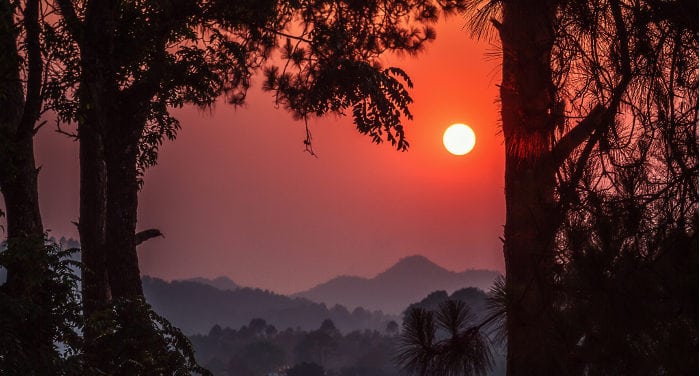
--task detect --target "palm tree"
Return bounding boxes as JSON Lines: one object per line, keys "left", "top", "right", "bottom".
{"left": 397, "top": 300, "right": 493, "bottom": 376}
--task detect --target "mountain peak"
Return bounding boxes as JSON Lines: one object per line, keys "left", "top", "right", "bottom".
{"left": 393, "top": 255, "right": 439, "bottom": 268}
{"left": 377, "top": 255, "right": 446, "bottom": 279}
{"left": 296, "top": 254, "right": 499, "bottom": 314}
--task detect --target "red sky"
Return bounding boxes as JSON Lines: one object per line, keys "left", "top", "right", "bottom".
{"left": 27, "top": 15, "right": 505, "bottom": 294}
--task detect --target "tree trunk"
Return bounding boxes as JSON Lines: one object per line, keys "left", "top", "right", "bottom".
{"left": 0, "top": 0, "right": 51, "bottom": 368}
{"left": 103, "top": 121, "right": 143, "bottom": 300}
{"left": 499, "top": 1, "right": 567, "bottom": 374}
{"left": 0, "top": 139, "right": 44, "bottom": 292}
{"left": 79, "top": 86, "right": 111, "bottom": 315}
{"left": 78, "top": 91, "right": 112, "bottom": 373}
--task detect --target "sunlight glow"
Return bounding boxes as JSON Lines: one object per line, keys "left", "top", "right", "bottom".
{"left": 443, "top": 123, "right": 476, "bottom": 155}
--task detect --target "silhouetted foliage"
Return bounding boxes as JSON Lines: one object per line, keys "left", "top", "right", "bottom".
{"left": 0, "top": 241, "right": 81, "bottom": 375}
{"left": 397, "top": 300, "right": 493, "bottom": 376}
{"left": 83, "top": 297, "right": 211, "bottom": 376}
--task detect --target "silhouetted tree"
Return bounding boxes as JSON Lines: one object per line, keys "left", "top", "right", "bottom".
{"left": 461, "top": 0, "right": 697, "bottom": 373}
{"left": 0, "top": 0, "right": 56, "bottom": 370}
{"left": 249, "top": 318, "right": 268, "bottom": 337}
{"left": 295, "top": 321, "right": 339, "bottom": 367}
{"left": 385, "top": 320, "right": 399, "bottom": 336}
{"left": 265, "top": 324, "right": 279, "bottom": 338}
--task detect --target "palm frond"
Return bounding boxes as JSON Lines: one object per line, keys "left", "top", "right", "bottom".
{"left": 436, "top": 300, "right": 474, "bottom": 337}
{"left": 484, "top": 276, "right": 508, "bottom": 344}
{"left": 396, "top": 308, "right": 437, "bottom": 375}
{"left": 435, "top": 301, "right": 493, "bottom": 376}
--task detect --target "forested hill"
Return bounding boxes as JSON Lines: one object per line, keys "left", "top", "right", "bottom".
{"left": 142, "top": 276, "right": 396, "bottom": 335}
{"left": 182, "top": 276, "right": 239, "bottom": 291}
{"left": 294, "top": 255, "right": 500, "bottom": 314}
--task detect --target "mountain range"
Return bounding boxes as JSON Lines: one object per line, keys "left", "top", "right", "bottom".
{"left": 142, "top": 276, "right": 394, "bottom": 335}
{"left": 293, "top": 255, "right": 500, "bottom": 314}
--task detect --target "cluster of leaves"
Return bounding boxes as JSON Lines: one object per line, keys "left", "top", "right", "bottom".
{"left": 85, "top": 297, "right": 212, "bottom": 376}
{"left": 259, "top": 0, "right": 469, "bottom": 151}
{"left": 0, "top": 240, "right": 82, "bottom": 375}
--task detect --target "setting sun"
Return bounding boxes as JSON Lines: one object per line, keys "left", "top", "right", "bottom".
{"left": 443, "top": 123, "right": 476, "bottom": 155}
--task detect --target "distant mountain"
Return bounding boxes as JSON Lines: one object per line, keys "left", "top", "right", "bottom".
{"left": 294, "top": 255, "right": 500, "bottom": 314}
{"left": 181, "top": 276, "right": 239, "bottom": 291}
{"left": 142, "top": 276, "right": 396, "bottom": 335}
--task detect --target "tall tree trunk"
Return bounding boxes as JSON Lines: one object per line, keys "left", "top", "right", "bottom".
{"left": 78, "top": 73, "right": 110, "bottom": 318}
{"left": 499, "top": 1, "right": 566, "bottom": 374}
{"left": 103, "top": 124, "right": 143, "bottom": 300}
{"left": 0, "top": 0, "right": 52, "bottom": 369}
{"left": 77, "top": 3, "right": 121, "bottom": 370}
{"left": 78, "top": 90, "right": 111, "bottom": 372}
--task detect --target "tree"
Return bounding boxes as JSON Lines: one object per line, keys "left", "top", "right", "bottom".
{"left": 461, "top": 0, "right": 697, "bottom": 373}
{"left": 0, "top": 0, "right": 55, "bottom": 369}
{"left": 385, "top": 320, "right": 399, "bottom": 336}
{"left": 48, "top": 0, "right": 467, "bottom": 370}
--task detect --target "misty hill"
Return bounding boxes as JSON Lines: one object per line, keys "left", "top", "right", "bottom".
{"left": 142, "top": 276, "right": 396, "bottom": 335}
{"left": 294, "top": 255, "right": 500, "bottom": 314}
{"left": 181, "top": 276, "right": 239, "bottom": 291}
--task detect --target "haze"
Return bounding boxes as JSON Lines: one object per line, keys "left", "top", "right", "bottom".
{"left": 28, "top": 16, "right": 504, "bottom": 294}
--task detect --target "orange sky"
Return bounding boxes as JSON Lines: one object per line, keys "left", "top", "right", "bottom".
{"left": 31, "top": 15, "right": 505, "bottom": 294}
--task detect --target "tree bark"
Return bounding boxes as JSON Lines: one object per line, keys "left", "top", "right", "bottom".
{"left": 103, "top": 121, "right": 143, "bottom": 300}
{"left": 499, "top": 1, "right": 567, "bottom": 374}
{"left": 78, "top": 92, "right": 111, "bottom": 367}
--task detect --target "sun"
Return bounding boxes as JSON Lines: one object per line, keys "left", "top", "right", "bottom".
{"left": 443, "top": 123, "right": 476, "bottom": 155}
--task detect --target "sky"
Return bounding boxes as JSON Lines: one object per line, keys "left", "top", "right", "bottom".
{"left": 28, "top": 15, "right": 506, "bottom": 295}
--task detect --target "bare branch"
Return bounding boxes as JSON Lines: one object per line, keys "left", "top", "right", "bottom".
{"left": 135, "top": 228, "right": 164, "bottom": 246}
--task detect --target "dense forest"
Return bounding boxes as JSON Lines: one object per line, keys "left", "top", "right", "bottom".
{"left": 190, "top": 288, "right": 507, "bottom": 376}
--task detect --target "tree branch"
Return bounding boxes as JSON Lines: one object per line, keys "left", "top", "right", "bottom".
{"left": 550, "top": 104, "right": 605, "bottom": 169}
{"left": 55, "top": 0, "right": 82, "bottom": 39}
{"left": 551, "top": 75, "right": 633, "bottom": 169}
{"left": 135, "top": 228, "right": 164, "bottom": 246}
